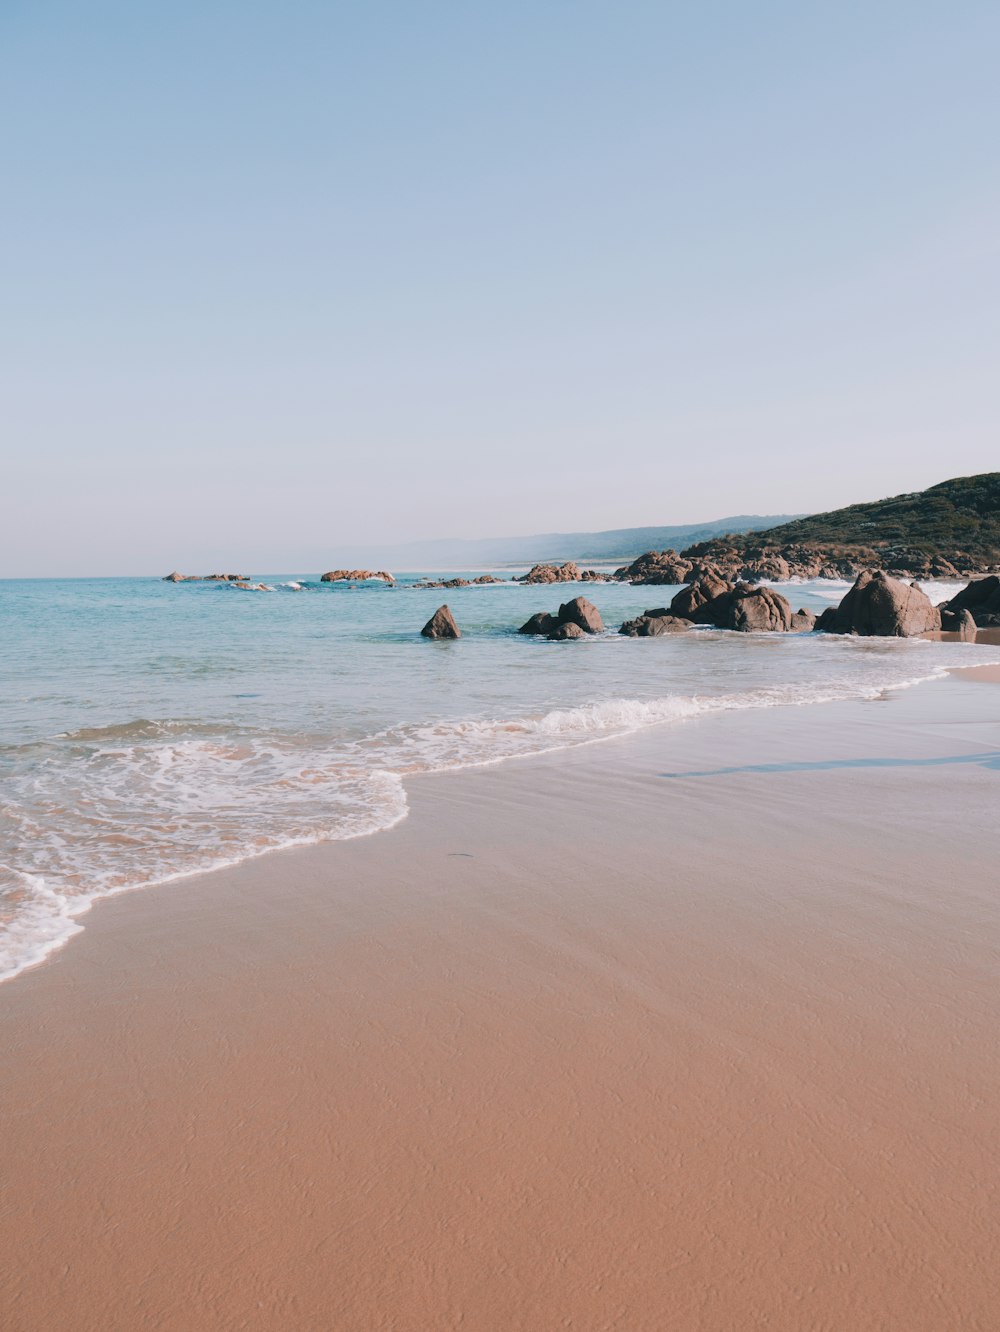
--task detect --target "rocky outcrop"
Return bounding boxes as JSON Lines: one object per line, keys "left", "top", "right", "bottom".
{"left": 614, "top": 550, "right": 693, "bottom": 585}
{"left": 515, "top": 562, "right": 581, "bottom": 584}
{"left": 619, "top": 611, "right": 693, "bottom": 637}
{"left": 940, "top": 607, "right": 977, "bottom": 640}
{"left": 321, "top": 569, "right": 395, "bottom": 584}
{"left": 416, "top": 574, "right": 508, "bottom": 589}
{"left": 547, "top": 622, "right": 586, "bottom": 640}
{"left": 666, "top": 576, "right": 793, "bottom": 631}
{"left": 163, "top": 572, "right": 247, "bottom": 582}
{"left": 941, "top": 575, "right": 1000, "bottom": 626}
{"left": 519, "top": 611, "right": 560, "bottom": 635}
{"left": 520, "top": 596, "right": 604, "bottom": 636}
{"left": 790, "top": 608, "right": 817, "bottom": 632}
{"left": 818, "top": 571, "right": 941, "bottom": 637}
{"left": 421, "top": 605, "right": 460, "bottom": 639}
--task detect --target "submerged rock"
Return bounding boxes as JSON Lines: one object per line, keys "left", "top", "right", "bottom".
{"left": 619, "top": 611, "right": 693, "bottom": 637}
{"left": 421, "top": 605, "right": 460, "bottom": 639}
{"left": 518, "top": 611, "right": 560, "bottom": 635}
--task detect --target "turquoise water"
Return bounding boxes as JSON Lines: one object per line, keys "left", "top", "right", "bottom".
{"left": 1, "top": 572, "right": 995, "bottom": 979}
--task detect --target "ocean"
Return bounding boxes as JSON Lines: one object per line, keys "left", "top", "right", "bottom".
{"left": 1, "top": 571, "right": 995, "bottom": 980}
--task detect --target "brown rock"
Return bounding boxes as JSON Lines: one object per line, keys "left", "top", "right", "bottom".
{"left": 518, "top": 612, "right": 560, "bottom": 635}
{"left": 717, "top": 584, "right": 793, "bottom": 632}
{"left": 942, "top": 576, "right": 1000, "bottom": 626}
{"left": 619, "top": 613, "right": 693, "bottom": 637}
{"left": 321, "top": 569, "right": 395, "bottom": 584}
{"left": 790, "top": 608, "right": 817, "bottom": 632}
{"left": 516, "top": 562, "right": 580, "bottom": 585}
{"left": 940, "top": 607, "right": 977, "bottom": 640}
{"left": 421, "top": 605, "right": 460, "bottom": 639}
{"left": 825, "top": 571, "right": 941, "bottom": 637}
{"left": 547, "top": 622, "right": 586, "bottom": 641}
{"left": 557, "top": 596, "right": 604, "bottom": 633}
{"left": 669, "top": 574, "right": 732, "bottom": 621}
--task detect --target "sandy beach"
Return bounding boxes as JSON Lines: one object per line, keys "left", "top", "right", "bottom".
{"left": 2, "top": 671, "right": 999, "bottom": 1331}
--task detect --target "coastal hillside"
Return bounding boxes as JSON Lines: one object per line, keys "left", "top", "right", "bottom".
{"left": 678, "top": 473, "right": 1000, "bottom": 579}
{"left": 322, "top": 514, "right": 804, "bottom": 569}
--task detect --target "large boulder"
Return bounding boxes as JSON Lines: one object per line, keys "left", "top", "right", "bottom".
{"left": 669, "top": 574, "right": 732, "bottom": 621}
{"left": 942, "top": 576, "right": 1000, "bottom": 626}
{"left": 824, "top": 571, "right": 941, "bottom": 637}
{"left": 619, "top": 612, "right": 693, "bottom": 637}
{"left": 547, "top": 622, "right": 586, "bottom": 641}
{"left": 557, "top": 596, "right": 604, "bottom": 633}
{"left": 421, "top": 605, "right": 460, "bottom": 639}
{"left": 940, "top": 607, "right": 977, "bottom": 640}
{"left": 716, "top": 584, "right": 793, "bottom": 632}
{"left": 519, "top": 611, "right": 560, "bottom": 635}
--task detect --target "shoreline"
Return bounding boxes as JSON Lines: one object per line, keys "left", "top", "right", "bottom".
{"left": 5, "top": 645, "right": 1000, "bottom": 988}
{"left": 3, "top": 672, "right": 999, "bottom": 1329}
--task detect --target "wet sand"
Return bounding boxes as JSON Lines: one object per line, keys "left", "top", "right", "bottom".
{"left": 2, "top": 674, "right": 999, "bottom": 1331}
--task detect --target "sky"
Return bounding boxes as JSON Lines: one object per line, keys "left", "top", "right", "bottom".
{"left": 2, "top": 1, "right": 998, "bottom": 575}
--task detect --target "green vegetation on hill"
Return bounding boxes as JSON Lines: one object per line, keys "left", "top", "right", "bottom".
{"left": 688, "top": 473, "right": 1000, "bottom": 563}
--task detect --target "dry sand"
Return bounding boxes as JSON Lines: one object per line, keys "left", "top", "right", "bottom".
{"left": 2, "top": 674, "right": 999, "bottom": 1331}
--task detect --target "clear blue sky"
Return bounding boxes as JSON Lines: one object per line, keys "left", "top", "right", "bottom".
{"left": 3, "top": 1, "right": 998, "bottom": 575}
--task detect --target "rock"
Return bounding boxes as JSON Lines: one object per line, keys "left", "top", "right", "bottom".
{"left": 557, "top": 596, "right": 604, "bottom": 633}
{"left": 515, "top": 562, "right": 581, "bottom": 585}
{"left": 940, "top": 607, "right": 977, "bottom": 640}
{"left": 163, "top": 571, "right": 187, "bottom": 582}
{"left": 669, "top": 574, "right": 732, "bottom": 621}
{"left": 824, "top": 570, "right": 941, "bottom": 637}
{"left": 717, "top": 584, "right": 793, "bottom": 632}
{"left": 942, "top": 575, "right": 1000, "bottom": 626}
{"left": 421, "top": 605, "right": 460, "bottom": 639}
{"left": 614, "top": 550, "right": 693, "bottom": 585}
{"left": 518, "top": 611, "right": 560, "bottom": 635}
{"left": 619, "top": 613, "right": 693, "bottom": 637}
{"left": 471, "top": 575, "right": 505, "bottom": 584}
{"left": 790, "top": 608, "right": 817, "bottom": 632}
{"left": 814, "top": 607, "right": 838, "bottom": 632}
{"left": 547, "top": 622, "right": 586, "bottom": 641}
{"left": 321, "top": 569, "right": 395, "bottom": 584}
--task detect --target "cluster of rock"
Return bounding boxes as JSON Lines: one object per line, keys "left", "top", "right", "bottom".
{"left": 518, "top": 596, "right": 605, "bottom": 640}
{"left": 612, "top": 541, "right": 999, "bottom": 587}
{"left": 616, "top": 577, "right": 815, "bottom": 635}
{"left": 515, "top": 562, "right": 613, "bottom": 585}
{"left": 940, "top": 574, "right": 1000, "bottom": 629}
{"left": 419, "top": 572, "right": 994, "bottom": 643}
{"left": 163, "top": 572, "right": 249, "bottom": 583}
{"left": 320, "top": 569, "right": 395, "bottom": 584}
{"left": 414, "top": 575, "right": 505, "bottom": 589}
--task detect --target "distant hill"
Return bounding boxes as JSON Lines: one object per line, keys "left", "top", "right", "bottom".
{"left": 680, "top": 473, "right": 1000, "bottom": 577}
{"left": 329, "top": 515, "right": 804, "bottom": 569}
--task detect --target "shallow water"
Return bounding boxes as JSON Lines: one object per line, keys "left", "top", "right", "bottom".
{"left": 1, "top": 571, "right": 995, "bottom": 978}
